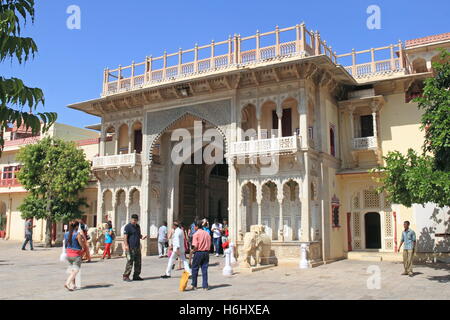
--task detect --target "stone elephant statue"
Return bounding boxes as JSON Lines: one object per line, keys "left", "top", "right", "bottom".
{"left": 240, "top": 225, "right": 272, "bottom": 268}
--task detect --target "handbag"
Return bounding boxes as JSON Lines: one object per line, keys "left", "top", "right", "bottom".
{"left": 59, "top": 239, "right": 67, "bottom": 262}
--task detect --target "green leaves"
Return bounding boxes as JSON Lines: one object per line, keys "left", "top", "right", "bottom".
{"left": 0, "top": 0, "right": 57, "bottom": 153}
{"left": 17, "top": 137, "right": 91, "bottom": 222}
{"left": 375, "top": 49, "right": 450, "bottom": 208}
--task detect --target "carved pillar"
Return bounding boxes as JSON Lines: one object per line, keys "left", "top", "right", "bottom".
{"left": 256, "top": 102, "right": 262, "bottom": 140}
{"left": 128, "top": 125, "right": 134, "bottom": 154}
{"left": 277, "top": 194, "right": 284, "bottom": 242}
{"left": 97, "top": 187, "right": 103, "bottom": 227}
{"left": 301, "top": 153, "right": 311, "bottom": 242}
{"left": 349, "top": 111, "right": 354, "bottom": 140}
{"left": 276, "top": 99, "right": 283, "bottom": 138}
{"left": 100, "top": 130, "right": 106, "bottom": 156}
{"left": 371, "top": 102, "right": 378, "bottom": 139}
{"left": 298, "top": 86, "right": 308, "bottom": 148}
{"left": 113, "top": 126, "right": 119, "bottom": 155}
{"left": 256, "top": 185, "right": 262, "bottom": 225}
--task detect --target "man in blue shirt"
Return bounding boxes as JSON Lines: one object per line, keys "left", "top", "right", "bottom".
{"left": 123, "top": 214, "right": 147, "bottom": 282}
{"left": 398, "top": 221, "right": 416, "bottom": 277}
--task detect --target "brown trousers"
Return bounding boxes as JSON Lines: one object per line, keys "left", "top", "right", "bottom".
{"left": 403, "top": 249, "right": 414, "bottom": 274}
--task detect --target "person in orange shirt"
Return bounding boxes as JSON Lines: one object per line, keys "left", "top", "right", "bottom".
{"left": 188, "top": 221, "right": 212, "bottom": 291}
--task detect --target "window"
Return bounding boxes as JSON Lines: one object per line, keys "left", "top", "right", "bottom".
{"left": 329, "top": 125, "right": 336, "bottom": 157}
{"left": 360, "top": 115, "right": 374, "bottom": 137}
{"left": 331, "top": 195, "right": 340, "bottom": 228}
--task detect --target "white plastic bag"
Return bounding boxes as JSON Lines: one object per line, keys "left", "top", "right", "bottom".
{"left": 59, "top": 239, "right": 67, "bottom": 262}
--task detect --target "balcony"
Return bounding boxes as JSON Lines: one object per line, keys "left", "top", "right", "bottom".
{"left": 0, "top": 178, "right": 21, "bottom": 188}
{"left": 92, "top": 153, "right": 141, "bottom": 170}
{"left": 352, "top": 136, "right": 378, "bottom": 150}
{"left": 229, "top": 135, "right": 301, "bottom": 158}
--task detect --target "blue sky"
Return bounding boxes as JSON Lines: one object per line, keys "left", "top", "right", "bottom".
{"left": 3, "top": 0, "right": 449, "bottom": 129}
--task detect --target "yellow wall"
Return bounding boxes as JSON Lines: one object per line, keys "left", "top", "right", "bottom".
{"left": 380, "top": 93, "right": 424, "bottom": 159}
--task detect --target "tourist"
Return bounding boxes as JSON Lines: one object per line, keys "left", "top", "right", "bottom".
{"left": 221, "top": 220, "right": 229, "bottom": 257}
{"left": 21, "top": 218, "right": 35, "bottom": 251}
{"left": 176, "top": 223, "right": 189, "bottom": 270}
{"left": 158, "top": 221, "right": 168, "bottom": 258}
{"left": 78, "top": 220, "right": 91, "bottom": 263}
{"left": 122, "top": 214, "right": 147, "bottom": 282}
{"left": 161, "top": 221, "right": 191, "bottom": 279}
{"left": 211, "top": 219, "right": 223, "bottom": 257}
{"left": 188, "top": 216, "right": 199, "bottom": 250}
{"left": 64, "top": 221, "right": 85, "bottom": 291}
{"left": 189, "top": 221, "right": 212, "bottom": 291}
{"left": 102, "top": 224, "right": 114, "bottom": 259}
{"left": 398, "top": 221, "right": 416, "bottom": 277}
{"left": 202, "top": 219, "right": 211, "bottom": 235}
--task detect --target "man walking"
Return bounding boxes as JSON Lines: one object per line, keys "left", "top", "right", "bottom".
{"left": 161, "top": 221, "right": 191, "bottom": 278}
{"left": 158, "top": 221, "right": 168, "bottom": 258}
{"left": 189, "top": 221, "right": 212, "bottom": 291}
{"left": 22, "top": 218, "right": 35, "bottom": 251}
{"left": 123, "top": 214, "right": 147, "bottom": 282}
{"left": 211, "top": 219, "right": 223, "bottom": 257}
{"left": 398, "top": 221, "right": 416, "bottom": 277}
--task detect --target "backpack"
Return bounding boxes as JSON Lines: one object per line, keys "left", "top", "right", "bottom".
{"left": 110, "top": 229, "right": 116, "bottom": 241}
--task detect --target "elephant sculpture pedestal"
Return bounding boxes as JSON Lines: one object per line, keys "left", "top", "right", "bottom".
{"left": 238, "top": 225, "right": 276, "bottom": 272}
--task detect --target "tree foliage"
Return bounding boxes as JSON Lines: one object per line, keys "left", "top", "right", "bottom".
{"left": 374, "top": 49, "right": 450, "bottom": 208}
{"left": 0, "top": 0, "right": 57, "bottom": 151}
{"left": 17, "top": 137, "right": 91, "bottom": 245}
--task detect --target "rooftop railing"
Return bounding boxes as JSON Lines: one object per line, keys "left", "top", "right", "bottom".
{"left": 102, "top": 25, "right": 412, "bottom": 96}
{"left": 102, "top": 23, "right": 338, "bottom": 96}
{"left": 337, "top": 42, "right": 409, "bottom": 78}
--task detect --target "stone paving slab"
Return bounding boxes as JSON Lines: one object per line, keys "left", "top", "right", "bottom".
{"left": 0, "top": 240, "right": 448, "bottom": 300}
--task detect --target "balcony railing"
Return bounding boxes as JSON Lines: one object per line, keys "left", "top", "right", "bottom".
{"left": 230, "top": 135, "right": 301, "bottom": 157}
{"left": 352, "top": 136, "right": 378, "bottom": 150}
{"left": 337, "top": 43, "right": 408, "bottom": 79}
{"left": 92, "top": 153, "right": 141, "bottom": 169}
{"left": 103, "top": 23, "right": 338, "bottom": 96}
{"left": 0, "top": 178, "right": 21, "bottom": 188}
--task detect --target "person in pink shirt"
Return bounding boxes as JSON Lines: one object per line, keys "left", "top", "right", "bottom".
{"left": 188, "top": 221, "right": 212, "bottom": 290}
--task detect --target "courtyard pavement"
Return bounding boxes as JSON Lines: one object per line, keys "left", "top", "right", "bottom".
{"left": 0, "top": 240, "right": 449, "bottom": 300}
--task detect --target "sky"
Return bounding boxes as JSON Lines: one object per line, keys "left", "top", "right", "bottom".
{"left": 2, "top": 0, "right": 449, "bottom": 129}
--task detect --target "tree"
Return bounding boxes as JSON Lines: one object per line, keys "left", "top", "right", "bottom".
{"left": 0, "top": 0, "right": 57, "bottom": 150}
{"left": 374, "top": 49, "right": 450, "bottom": 208}
{"left": 17, "top": 137, "right": 91, "bottom": 247}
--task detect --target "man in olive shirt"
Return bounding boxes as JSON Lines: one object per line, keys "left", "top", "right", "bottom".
{"left": 123, "top": 214, "right": 147, "bottom": 282}
{"left": 398, "top": 221, "right": 416, "bottom": 277}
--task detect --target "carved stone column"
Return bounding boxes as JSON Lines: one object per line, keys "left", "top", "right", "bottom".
{"left": 276, "top": 105, "right": 283, "bottom": 138}
{"left": 298, "top": 86, "right": 308, "bottom": 148}
{"left": 97, "top": 186, "right": 104, "bottom": 227}
{"left": 113, "top": 125, "right": 119, "bottom": 155}
{"left": 256, "top": 102, "right": 262, "bottom": 140}
{"left": 100, "top": 130, "right": 106, "bottom": 156}
{"left": 277, "top": 195, "right": 284, "bottom": 242}
{"left": 301, "top": 153, "right": 311, "bottom": 242}
{"left": 256, "top": 184, "right": 263, "bottom": 225}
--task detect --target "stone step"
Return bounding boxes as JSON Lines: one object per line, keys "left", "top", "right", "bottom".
{"left": 347, "top": 251, "right": 403, "bottom": 262}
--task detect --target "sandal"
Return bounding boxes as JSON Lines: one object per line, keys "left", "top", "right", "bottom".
{"left": 64, "top": 284, "right": 74, "bottom": 292}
